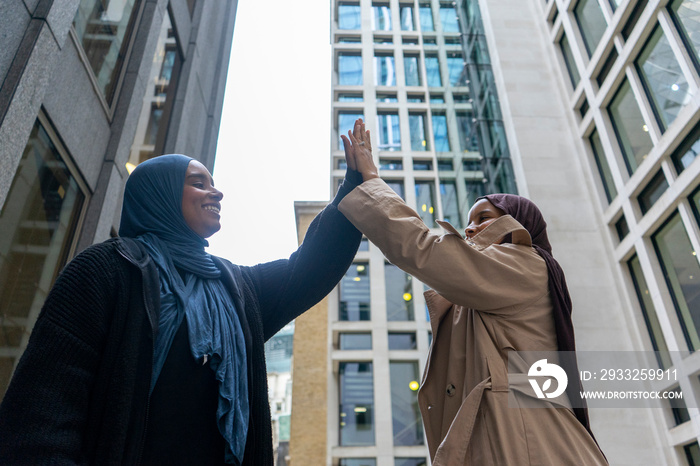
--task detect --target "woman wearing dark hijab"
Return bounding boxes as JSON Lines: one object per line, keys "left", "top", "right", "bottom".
{"left": 338, "top": 119, "right": 607, "bottom": 465}
{"left": 0, "top": 154, "right": 362, "bottom": 465}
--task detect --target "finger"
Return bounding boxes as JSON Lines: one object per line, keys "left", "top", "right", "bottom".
{"left": 365, "top": 130, "right": 372, "bottom": 150}
{"left": 341, "top": 134, "right": 357, "bottom": 170}
{"left": 354, "top": 119, "right": 363, "bottom": 140}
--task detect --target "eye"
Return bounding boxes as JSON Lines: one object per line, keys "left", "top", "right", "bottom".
{"left": 193, "top": 182, "right": 205, "bottom": 188}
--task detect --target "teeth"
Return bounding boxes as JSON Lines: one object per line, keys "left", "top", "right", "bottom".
{"left": 204, "top": 206, "right": 220, "bottom": 214}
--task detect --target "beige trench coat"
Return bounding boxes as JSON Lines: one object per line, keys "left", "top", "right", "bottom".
{"left": 339, "top": 179, "right": 607, "bottom": 465}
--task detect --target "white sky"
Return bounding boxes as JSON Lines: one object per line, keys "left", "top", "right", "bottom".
{"left": 207, "top": 0, "right": 333, "bottom": 265}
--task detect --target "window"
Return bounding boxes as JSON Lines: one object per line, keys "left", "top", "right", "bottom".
{"left": 589, "top": 129, "right": 617, "bottom": 203}
{"left": 386, "top": 180, "right": 406, "bottom": 199}
{"left": 400, "top": 5, "right": 415, "bottom": 31}
{"left": 340, "top": 460, "right": 377, "bottom": 466}
{"left": 615, "top": 216, "right": 629, "bottom": 241}
{"left": 339, "top": 263, "right": 371, "bottom": 321}
{"left": 338, "top": 112, "right": 365, "bottom": 149}
{"left": 375, "top": 54, "right": 396, "bottom": 86}
{"left": 372, "top": 4, "right": 392, "bottom": 30}
{"left": 627, "top": 255, "right": 671, "bottom": 368}
{"left": 374, "top": 36, "right": 393, "bottom": 44}
{"left": 424, "top": 55, "right": 441, "bottom": 87}
{"left": 339, "top": 333, "right": 373, "bottom": 350}
{"left": 672, "top": 122, "right": 700, "bottom": 174}
{"left": 636, "top": 26, "right": 691, "bottom": 130}
{"left": 465, "top": 180, "right": 486, "bottom": 209}
{"left": 684, "top": 441, "right": 700, "bottom": 466}
{"left": 377, "top": 113, "right": 401, "bottom": 151}
{"left": 380, "top": 159, "right": 403, "bottom": 170}
{"left": 339, "top": 2, "right": 362, "bottom": 29}
{"left": 377, "top": 93, "right": 398, "bottom": 102}
{"left": 415, "top": 181, "right": 437, "bottom": 226}
{"left": 559, "top": 33, "right": 580, "bottom": 88}
{"left": 395, "top": 459, "right": 427, "bottom": 466}
{"left": 621, "top": 0, "right": 648, "bottom": 41}
{"left": 432, "top": 113, "right": 450, "bottom": 151}
{"left": 574, "top": 0, "right": 607, "bottom": 57}
{"left": 667, "top": 386, "right": 690, "bottom": 426}
{"left": 596, "top": 48, "right": 618, "bottom": 87}
{"left": 338, "top": 93, "right": 364, "bottom": 102}
{"left": 73, "top": 0, "right": 141, "bottom": 104}
{"left": 638, "top": 171, "right": 669, "bottom": 215}
{"left": 430, "top": 94, "right": 445, "bottom": 103}
{"left": 413, "top": 160, "right": 432, "bottom": 171}
{"left": 608, "top": 79, "right": 653, "bottom": 174}
{"left": 440, "top": 180, "right": 460, "bottom": 226}
{"left": 419, "top": 3, "right": 434, "bottom": 31}
{"left": 390, "top": 361, "right": 424, "bottom": 445}
{"left": 409, "top": 114, "right": 428, "bottom": 151}
{"left": 438, "top": 159, "right": 453, "bottom": 171}
{"left": 456, "top": 112, "right": 478, "bottom": 152}
{"left": 463, "top": 158, "right": 482, "bottom": 171}
{"left": 439, "top": 3, "right": 459, "bottom": 32}
{"left": 388, "top": 333, "right": 417, "bottom": 350}
{"left": 404, "top": 55, "right": 421, "bottom": 86}
{"left": 385, "top": 264, "right": 415, "bottom": 320}
{"left": 652, "top": 212, "right": 700, "bottom": 351}
{"left": 338, "top": 35, "right": 362, "bottom": 43}
{"left": 446, "top": 54, "right": 467, "bottom": 86}
{"left": 339, "top": 53, "right": 363, "bottom": 85}
{"left": 0, "top": 119, "right": 86, "bottom": 397}
{"left": 407, "top": 94, "right": 425, "bottom": 102}
{"left": 670, "top": 0, "right": 700, "bottom": 69}
{"left": 339, "top": 362, "right": 375, "bottom": 445}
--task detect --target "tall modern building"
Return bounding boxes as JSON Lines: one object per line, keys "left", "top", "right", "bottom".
{"left": 0, "top": 0, "right": 237, "bottom": 397}
{"left": 288, "top": 0, "right": 700, "bottom": 465}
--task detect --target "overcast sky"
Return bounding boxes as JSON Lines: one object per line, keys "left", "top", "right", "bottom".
{"left": 207, "top": 0, "right": 333, "bottom": 265}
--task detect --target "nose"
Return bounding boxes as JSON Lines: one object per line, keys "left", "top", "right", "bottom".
{"left": 210, "top": 187, "right": 223, "bottom": 201}
{"left": 465, "top": 222, "right": 476, "bottom": 237}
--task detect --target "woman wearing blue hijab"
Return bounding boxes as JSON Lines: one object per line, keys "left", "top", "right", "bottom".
{"left": 0, "top": 154, "right": 363, "bottom": 465}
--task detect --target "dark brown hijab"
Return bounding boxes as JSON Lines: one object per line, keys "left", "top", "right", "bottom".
{"left": 480, "top": 194, "right": 593, "bottom": 436}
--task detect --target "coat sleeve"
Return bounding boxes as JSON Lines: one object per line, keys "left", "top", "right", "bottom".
{"left": 338, "top": 178, "right": 548, "bottom": 311}
{"left": 248, "top": 175, "right": 363, "bottom": 340}
{"left": 0, "top": 245, "right": 115, "bottom": 464}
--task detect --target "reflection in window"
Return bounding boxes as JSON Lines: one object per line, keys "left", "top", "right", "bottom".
{"left": 456, "top": 112, "right": 478, "bottom": 152}
{"left": 684, "top": 441, "right": 700, "bottom": 466}
{"left": 425, "top": 55, "right": 441, "bottom": 87}
{"left": 615, "top": 216, "right": 629, "bottom": 241}
{"left": 404, "top": 56, "right": 421, "bottom": 86}
{"left": 430, "top": 94, "right": 445, "bottom": 103}
{"left": 439, "top": 3, "right": 459, "bottom": 32}
{"left": 388, "top": 333, "right": 417, "bottom": 350}
{"left": 143, "top": 105, "right": 163, "bottom": 145}
{"left": 465, "top": 180, "right": 486, "bottom": 210}
{"left": 340, "top": 459, "right": 377, "bottom": 466}
{"left": 395, "top": 459, "right": 427, "bottom": 466}
{"left": 419, "top": 4, "right": 434, "bottom": 31}
{"left": 339, "top": 112, "right": 365, "bottom": 149}
{"left": 652, "top": 212, "right": 700, "bottom": 351}
{"left": 377, "top": 93, "right": 398, "bottom": 102}
{"left": 372, "top": 4, "right": 392, "bottom": 30}
{"left": 416, "top": 181, "right": 437, "bottom": 227}
{"left": 667, "top": 386, "right": 691, "bottom": 426}
{"left": 440, "top": 180, "right": 460, "bottom": 226}
{"left": 671, "top": 0, "right": 700, "bottom": 68}
{"left": 637, "top": 26, "right": 691, "bottom": 130}
{"left": 339, "top": 93, "right": 364, "bottom": 102}
{"left": 73, "top": 0, "right": 140, "bottom": 103}
{"left": 339, "top": 3, "right": 362, "bottom": 29}
{"left": 339, "top": 263, "right": 371, "bottom": 321}
{"left": 672, "top": 123, "right": 700, "bottom": 174}
{"left": 339, "top": 362, "right": 375, "bottom": 445}
{"left": 589, "top": 129, "right": 617, "bottom": 203}
{"left": 608, "top": 79, "right": 653, "bottom": 174}
{"left": 375, "top": 54, "right": 396, "bottom": 86}
{"left": 407, "top": 94, "right": 425, "bottom": 102}
{"left": 340, "top": 333, "right": 373, "bottom": 350}
{"left": 386, "top": 180, "right": 406, "bottom": 199}
{"left": 628, "top": 255, "right": 671, "bottom": 369}
{"left": 377, "top": 113, "right": 401, "bottom": 151}
{"left": 385, "top": 264, "right": 414, "bottom": 321}
{"left": 560, "top": 33, "right": 580, "bottom": 88}
{"left": 0, "top": 119, "right": 86, "bottom": 397}
{"left": 432, "top": 113, "right": 450, "bottom": 151}
{"left": 380, "top": 159, "right": 403, "bottom": 170}
{"left": 409, "top": 114, "right": 428, "bottom": 151}
{"left": 446, "top": 54, "right": 466, "bottom": 86}
{"left": 400, "top": 6, "right": 415, "bottom": 31}
{"left": 390, "top": 361, "right": 424, "bottom": 445}
{"left": 638, "top": 171, "right": 669, "bottom": 215}
{"left": 574, "top": 0, "right": 607, "bottom": 57}
{"left": 339, "top": 53, "right": 363, "bottom": 85}
{"left": 413, "top": 160, "right": 432, "bottom": 171}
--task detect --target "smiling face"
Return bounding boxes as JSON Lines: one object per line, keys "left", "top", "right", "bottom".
{"left": 465, "top": 198, "right": 506, "bottom": 240}
{"left": 181, "top": 160, "right": 223, "bottom": 238}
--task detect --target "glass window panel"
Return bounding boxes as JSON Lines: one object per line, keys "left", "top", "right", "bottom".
{"left": 388, "top": 332, "right": 417, "bottom": 350}
{"left": 395, "top": 459, "right": 427, "bottom": 466}
{"left": 440, "top": 180, "right": 460, "bottom": 226}
{"left": 400, "top": 6, "right": 415, "bottom": 31}
{"left": 389, "top": 361, "right": 424, "bottom": 445}
{"left": 380, "top": 159, "right": 403, "bottom": 170}
{"left": 628, "top": 255, "right": 672, "bottom": 368}
{"left": 652, "top": 212, "right": 700, "bottom": 351}
{"left": 685, "top": 441, "right": 700, "bottom": 466}
{"left": 377, "top": 93, "right": 398, "bottom": 102}
{"left": 359, "top": 238, "right": 369, "bottom": 251}
{"left": 415, "top": 181, "right": 437, "bottom": 226}
{"left": 622, "top": 0, "right": 648, "bottom": 41}
{"left": 73, "top": 0, "right": 140, "bottom": 103}
{"left": 385, "top": 264, "right": 415, "bottom": 321}
{"left": 372, "top": 4, "right": 392, "bottom": 30}
{"left": 339, "top": 362, "right": 375, "bottom": 445}
{"left": 439, "top": 3, "right": 459, "bottom": 32}
{"left": 339, "top": 93, "right": 364, "bottom": 102}
{"left": 423, "top": 37, "right": 437, "bottom": 45}
{"left": 419, "top": 4, "right": 434, "bottom": 31}
{"left": 338, "top": 36, "right": 362, "bottom": 43}
{"left": 559, "top": 33, "right": 580, "bottom": 88}
{"left": 608, "top": 79, "right": 654, "bottom": 174}
{"left": 407, "top": 94, "right": 425, "bottom": 103}
{"left": 609, "top": 0, "right": 622, "bottom": 10}
{"left": 596, "top": 48, "right": 618, "bottom": 87}
{"left": 638, "top": 170, "right": 669, "bottom": 215}
{"left": 672, "top": 122, "right": 700, "bottom": 173}
{"left": 431, "top": 113, "right": 450, "bottom": 151}
{"left": 386, "top": 180, "right": 406, "bottom": 199}
{"left": 437, "top": 159, "right": 453, "bottom": 171}
{"left": 339, "top": 112, "right": 365, "bottom": 149}
{"left": 375, "top": 55, "right": 396, "bottom": 86}
{"left": 377, "top": 113, "right": 401, "bottom": 151}
{"left": 430, "top": 95, "right": 445, "bottom": 103}
{"left": 403, "top": 37, "right": 419, "bottom": 45}
{"left": 404, "top": 56, "right": 421, "bottom": 86}
{"left": 637, "top": 26, "right": 692, "bottom": 130}
{"left": 671, "top": 0, "right": 700, "bottom": 68}
{"left": 409, "top": 114, "right": 428, "bottom": 151}
{"left": 339, "top": 3, "right": 362, "bottom": 29}
{"left": 143, "top": 105, "right": 163, "bottom": 145}
{"left": 456, "top": 111, "right": 478, "bottom": 152}
{"left": 339, "top": 262, "right": 371, "bottom": 321}
{"left": 615, "top": 216, "right": 629, "bottom": 241}
{"left": 465, "top": 180, "right": 486, "bottom": 209}
{"left": 589, "top": 129, "right": 617, "bottom": 203}
{"left": 463, "top": 159, "right": 482, "bottom": 171}
{"left": 667, "top": 385, "right": 690, "bottom": 425}
{"left": 339, "top": 53, "right": 363, "bottom": 85}
{"left": 0, "top": 120, "right": 86, "bottom": 396}
{"left": 574, "top": 0, "right": 607, "bottom": 57}
{"left": 413, "top": 160, "right": 432, "bottom": 171}
{"left": 340, "top": 460, "right": 377, "bottom": 466}
{"left": 340, "top": 333, "right": 373, "bottom": 350}
{"left": 424, "top": 55, "right": 441, "bottom": 87}
{"left": 446, "top": 54, "right": 466, "bottom": 86}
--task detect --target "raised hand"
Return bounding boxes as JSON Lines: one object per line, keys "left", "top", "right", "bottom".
{"left": 341, "top": 118, "right": 379, "bottom": 182}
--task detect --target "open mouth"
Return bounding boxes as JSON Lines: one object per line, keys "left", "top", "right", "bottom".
{"left": 203, "top": 205, "right": 220, "bottom": 214}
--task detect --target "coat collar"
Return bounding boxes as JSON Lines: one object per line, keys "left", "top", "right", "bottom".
{"left": 436, "top": 215, "right": 532, "bottom": 250}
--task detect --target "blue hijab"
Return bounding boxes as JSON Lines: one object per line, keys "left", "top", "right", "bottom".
{"left": 119, "top": 154, "right": 248, "bottom": 465}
